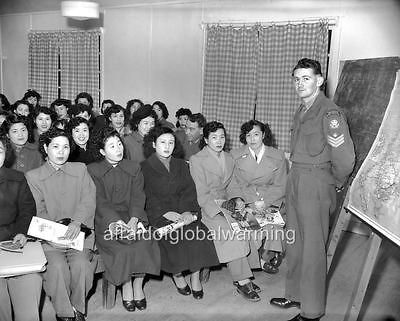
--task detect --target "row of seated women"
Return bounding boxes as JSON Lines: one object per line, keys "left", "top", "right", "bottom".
{"left": 0, "top": 115, "right": 287, "bottom": 321}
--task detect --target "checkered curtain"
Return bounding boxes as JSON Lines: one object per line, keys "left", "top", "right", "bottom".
{"left": 59, "top": 30, "right": 101, "bottom": 108}
{"left": 202, "top": 25, "right": 258, "bottom": 150}
{"left": 256, "top": 20, "right": 329, "bottom": 151}
{"left": 28, "top": 32, "right": 59, "bottom": 107}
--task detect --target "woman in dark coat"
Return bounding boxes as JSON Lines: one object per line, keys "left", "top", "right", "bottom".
{"left": 67, "top": 117, "right": 96, "bottom": 165}
{"left": 141, "top": 126, "right": 219, "bottom": 300}
{"left": 87, "top": 128, "right": 160, "bottom": 312}
{"left": 0, "top": 134, "right": 42, "bottom": 321}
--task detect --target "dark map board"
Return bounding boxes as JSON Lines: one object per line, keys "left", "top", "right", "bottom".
{"left": 330, "top": 57, "right": 400, "bottom": 227}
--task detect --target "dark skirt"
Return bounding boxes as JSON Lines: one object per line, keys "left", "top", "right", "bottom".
{"left": 156, "top": 220, "right": 219, "bottom": 274}
{"left": 96, "top": 231, "right": 161, "bottom": 286}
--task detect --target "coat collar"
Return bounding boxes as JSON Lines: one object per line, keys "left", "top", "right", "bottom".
{"left": 196, "top": 147, "right": 234, "bottom": 179}
{"left": 38, "top": 161, "right": 80, "bottom": 180}
{"left": 94, "top": 159, "right": 138, "bottom": 177}
{"left": 147, "top": 153, "right": 180, "bottom": 178}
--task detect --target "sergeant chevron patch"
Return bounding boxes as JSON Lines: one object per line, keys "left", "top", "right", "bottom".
{"left": 327, "top": 134, "right": 345, "bottom": 147}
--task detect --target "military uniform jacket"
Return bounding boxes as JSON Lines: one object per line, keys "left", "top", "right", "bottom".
{"left": 230, "top": 145, "right": 287, "bottom": 207}
{"left": 290, "top": 91, "right": 355, "bottom": 186}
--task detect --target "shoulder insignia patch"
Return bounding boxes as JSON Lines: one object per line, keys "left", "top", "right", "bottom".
{"left": 329, "top": 119, "right": 340, "bottom": 129}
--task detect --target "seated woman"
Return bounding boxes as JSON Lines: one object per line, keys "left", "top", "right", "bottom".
{"left": 23, "top": 89, "right": 41, "bottom": 111}
{"left": 3, "top": 114, "right": 43, "bottom": 173}
{"left": 87, "top": 128, "right": 160, "bottom": 312}
{"left": 50, "top": 99, "right": 71, "bottom": 121}
{"left": 0, "top": 134, "right": 42, "bottom": 321}
{"left": 124, "top": 105, "right": 157, "bottom": 163}
{"left": 230, "top": 120, "right": 288, "bottom": 274}
{"left": 67, "top": 117, "right": 95, "bottom": 165}
{"left": 104, "top": 104, "right": 131, "bottom": 137}
{"left": 141, "top": 126, "right": 219, "bottom": 300}
{"left": 189, "top": 121, "right": 262, "bottom": 302}
{"left": 32, "top": 107, "right": 56, "bottom": 144}
{"left": 152, "top": 101, "right": 175, "bottom": 130}
{"left": 26, "top": 128, "right": 96, "bottom": 321}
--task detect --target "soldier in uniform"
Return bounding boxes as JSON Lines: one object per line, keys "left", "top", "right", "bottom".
{"left": 270, "top": 58, "right": 355, "bottom": 321}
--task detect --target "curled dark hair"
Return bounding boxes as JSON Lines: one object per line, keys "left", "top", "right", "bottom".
{"left": 0, "top": 134, "right": 15, "bottom": 168}
{"left": 66, "top": 117, "right": 90, "bottom": 135}
{"left": 292, "top": 58, "right": 323, "bottom": 76}
{"left": 53, "top": 118, "right": 69, "bottom": 130}
{"left": 0, "top": 94, "right": 11, "bottom": 112}
{"left": 239, "top": 120, "right": 276, "bottom": 148}
{"left": 34, "top": 106, "right": 57, "bottom": 123}
{"left": 175, "top": 108, "right": 192, "bottom": 127}
{"left": 3, "top": 114, "right": 34, "bottom": 146}
{"left": 74, "top": 92, "right": 93, "bottom": 109}
{"left": 12, "top": 100, "right": 34, "bottom": 116}
{"left": 23, "top": 89, "right": 41, "bottom": 102}
{"left": 38, "top": 127, "right": 73, "bottom": 160}
{"left": 152, "top": 101, "right": 169, "bottom": 119}
{"left": 188, "top": 113, "right": 207, "bottom": 129}
{"left": 199, "top": 121, "right": 227, "bottom": 150}
{"left": 101, "top": 99, "right": 115, "bottom": 113}
{"left": 68, "top": 104, "right": 93, "bottom": 118}
{"left": 126, "top": 99, "right": 144, "bottom": 115}
{"left": 143, "top": 126, "right": 184, "bottom": 159}
{"left": 89, "top": 127, "right": 125, "bottom": 162}
{"left": 130, "top": 105, "right": 157, "bottom": 131}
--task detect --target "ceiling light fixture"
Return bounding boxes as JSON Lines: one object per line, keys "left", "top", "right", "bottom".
{"left": 61, "top": 1, "right": 99, "bottom": 21}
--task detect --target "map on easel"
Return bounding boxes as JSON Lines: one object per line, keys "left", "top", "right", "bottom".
{"left": 347, "top": 70, "right": 400, "bottom": 247}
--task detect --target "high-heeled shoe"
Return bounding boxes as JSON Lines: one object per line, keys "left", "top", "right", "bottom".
{"left": 122, "top": 299, "right": 135, "bottom": 312}
{"left": 176, "top": 284, "right": 192, "bottom": 295}
{"left": 133, "top": 298, "right": 147, "bottom": 310}
{"left": 192, "top": 289, "right": 204, "bottom": 299}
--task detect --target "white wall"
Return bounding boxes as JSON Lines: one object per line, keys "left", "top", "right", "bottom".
{"left": 1, "top": 0, "right": 399, "bottom": 120}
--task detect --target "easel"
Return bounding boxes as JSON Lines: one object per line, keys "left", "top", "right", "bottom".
{"left": 327, "top": 194, "right": 383, "bottom": 321}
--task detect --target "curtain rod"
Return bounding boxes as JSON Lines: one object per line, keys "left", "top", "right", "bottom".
{"left": 28, "top": 28, "right": 103, "bottom": 34}
{"left": 201, "top": 16, "right": 337, "bottom": 29}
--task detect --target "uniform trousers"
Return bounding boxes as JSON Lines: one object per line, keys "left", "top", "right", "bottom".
{"left": 43, "top": 248, "right": 94, "bottom": 318}
{"left": 285, "top": 165, "right": 336, "bottom": 319}
{"left": 0, "top": 273, "right": 42, "bottom": 321}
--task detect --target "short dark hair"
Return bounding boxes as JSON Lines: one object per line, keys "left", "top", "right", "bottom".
{"left": 104, "top": 105, "right": 125, "bottom": 125}
{"left": 101, "top": 99, "right": 115, "bottom": 113}
{"left": 50, "top": 99, "right": 71, "bottom": 112}
{"left": 53, "top": 118, "right": 69, "bottom": 130}
{"left": 34, "top": 106, "right": 57, "bottom": 123}
{"left": 74, "top": 92, "right": 94, "bottom": 108}
{"left": 3, "top": 114, "right": 31, "bottom": 134}
{"left": 200, "top": 121, "right": 226, "bottom": 150}
{"left": 239, "top": 120, "right": 276, "bottom": 148}
{"left": 292, "top": 58, "right": 323, "bottom": 77}
{"left": 89, "top": 127, "right": 124, "bottom": 162}
{"left": 175, "top": 108, "right": 192, "bottom": 118}
{"left": 12, "top": 100, "right": 34, "bottom": 116}
{"left": 143, "top": 126, "right": 184, "bottom": 159}
{"left": 0, "top": 134, "right": 15, "bottom": 168}
{"left": 66, "top": 117, "right": 90, "bottom": 134}
{"left": 188, "top": 113, "right": 207, "bottom": 129}
{"left": 38, "top": 128, "right": 73, "bottom": 160}
{"left": 23, "top": 89, "right": 41, "bottom": 101}
{"left": 68, "top": 104, "right": 93, "bottom": 118}
{"left": 130, "top": 105, "right": 157, "bottom": 131}
{"left": 152, "top": 101, "right": 169, "bottom": 119}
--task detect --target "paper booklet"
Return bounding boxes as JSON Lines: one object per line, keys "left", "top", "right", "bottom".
{"left": 28, "top": 217, "right": 85, "bottom": 251}
{"left": 215, "top": 199, "right": 285, "bottom": 232}
{"left": 0, "top": 241, "right": 47, "bottom": 278}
